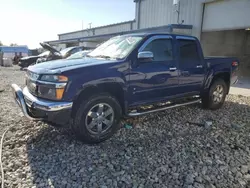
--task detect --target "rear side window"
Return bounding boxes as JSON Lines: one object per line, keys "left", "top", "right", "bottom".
{"left": 71, "top": 48, "right": 81, "bottom": 54}
{"left": 178, "top": 39, "right": 199, "bottom": 61}
{"left": 142, "top": 39, "right": 173, "bottom": 61}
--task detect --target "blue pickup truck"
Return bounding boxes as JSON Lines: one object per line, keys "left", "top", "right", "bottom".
{"left": 12, "top": 33, "right": 239, "bottom": 143}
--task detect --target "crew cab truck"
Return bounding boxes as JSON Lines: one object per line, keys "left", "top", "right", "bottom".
{"left": 11, "top": 33, "right": 239, "bottom": 143}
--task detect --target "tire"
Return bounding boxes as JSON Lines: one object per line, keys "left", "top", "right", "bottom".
{"left": 201, "top": 79, "right": 227, "bottom": 110}
{"left": 72, "top": 93, "right": 122, "bottom": 144}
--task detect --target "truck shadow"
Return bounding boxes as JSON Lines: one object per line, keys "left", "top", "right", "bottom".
{"left": 26, "top": 100, "right": 250, "bottom": 188}
{"left": 233, "top": 77, "right": 250, "bottom": 89}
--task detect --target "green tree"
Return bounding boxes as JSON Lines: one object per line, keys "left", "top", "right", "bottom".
{"left": 0, "top": 41, "right": 3, "bottom": 46}
{"left": 10, "top": 43, "right": 17, "bottom": 46}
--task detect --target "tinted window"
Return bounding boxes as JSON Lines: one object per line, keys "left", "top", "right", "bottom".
{"left": 143, "top": 39, "right": 173, "bottom": 61}
{"left": 70, "top": 48, "right": 81, "bottom": 55}
{"left": 178, "top": 39, "right": 199, "bottom": 61}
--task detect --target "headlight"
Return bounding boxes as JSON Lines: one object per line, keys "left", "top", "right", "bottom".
{"left": 40, "top": 75, "right": 68, "bottom": 82}
{"left": 37, "top": 75, "right": 68, "bottom": 100}
{"left": 38, "top": 86, "right": 65, "bottom": 100}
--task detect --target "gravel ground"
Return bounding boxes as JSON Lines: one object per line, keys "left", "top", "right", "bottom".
{"left": 0, "top": 66, "right": 250, "bottom": 188}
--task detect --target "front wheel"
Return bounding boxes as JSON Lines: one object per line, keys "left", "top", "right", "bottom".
{"left": 72, "top": 94, "right": 122, "bottom": 144}
{"left": 202, "top": 79, "right": 227, "bottom": 110}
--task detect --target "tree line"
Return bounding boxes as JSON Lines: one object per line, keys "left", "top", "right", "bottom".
{"left": 0, "top": 41, "right": 18, "bottom": 46}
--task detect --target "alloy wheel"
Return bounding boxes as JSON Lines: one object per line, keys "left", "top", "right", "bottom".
{"left": 85, "top": 103, "right": 114, "bottom": 135}
{"left": 212, "top": 85, "right": 224, "bottom": 103}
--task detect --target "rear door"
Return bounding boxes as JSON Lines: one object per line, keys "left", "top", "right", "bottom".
{"left": 176, "top": 37, "right": 205, "bottom": 94}
{"left": 128, "top": 35, "right": 179, "bottom": 105}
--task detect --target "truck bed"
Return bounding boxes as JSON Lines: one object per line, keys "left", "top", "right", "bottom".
{"left": 205, "top": 56, "right": 238, "bottom": 61}
{"left": 205, "top": 56, "right": 239, "bottom": 85}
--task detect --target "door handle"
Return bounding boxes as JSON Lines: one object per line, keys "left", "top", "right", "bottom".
{"left": 158, "top": 78, "right": 166, "bottom": 83}
{"left": 196, "top": 65, "right": 203, "bottom": 68}
{"left": 169, "top": 67, "right": 177, "bottom": 71}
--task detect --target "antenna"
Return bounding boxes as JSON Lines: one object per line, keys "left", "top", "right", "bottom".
{"left": 173, "top": 0, "right": 183, "bottom": 24}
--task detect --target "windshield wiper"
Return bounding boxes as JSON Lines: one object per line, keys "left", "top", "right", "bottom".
{"left": 87, "top": 54, "right": 114, "bottom": 59}
{"left": 86, "top": 54, "right": 121, "bottom": 60}
{"left": 85, "top": 54, "right": 92, "bottom": 58}
{"left": 94, "top": 55, "right": 113, "bottom": 59}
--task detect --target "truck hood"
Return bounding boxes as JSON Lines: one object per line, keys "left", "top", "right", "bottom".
{"left": 28, "top": 57, "right": 117, "bottom": 74}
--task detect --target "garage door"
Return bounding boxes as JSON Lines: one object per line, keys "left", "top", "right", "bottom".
{"left": 202, "top": 0, "right": 250, "bottom": 32}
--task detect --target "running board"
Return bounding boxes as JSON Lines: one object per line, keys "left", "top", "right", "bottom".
{"left": 127, "top": 99, "right": 201, "bottom": 117}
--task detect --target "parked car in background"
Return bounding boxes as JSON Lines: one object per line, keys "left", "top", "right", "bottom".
{"left": 18, "top": 43, "right": 89, "bottom": 68}
{"left": 12, "top": 33, "right": 239, "bottom": 144}
{"left": 18, "top": 51, "right": 50, "bottom": 69}
{"left": 35, "top": 44, "right": 91, "bottom": 64}
{"left": 66, "top": 50, "right": 92, "bottom": 60}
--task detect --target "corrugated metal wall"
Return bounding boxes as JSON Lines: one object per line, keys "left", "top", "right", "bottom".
{"left": 138, "top": 0, "right": 203, "bottom": 38}
{"left": 59, "top": 30, "right": 93, "bottom": 40}
{"left": 57, "top": 0, "right": 206, "bottom": 43}
{"left": 202, "top": 0, "right": 250, "bottom": 32}
{"left": 94, "top": 22, "right": 132, "bottom": 35}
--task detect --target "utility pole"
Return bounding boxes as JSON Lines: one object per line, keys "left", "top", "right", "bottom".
{"left": 88, "top": 23, "right": 92, "bottom": 29}
{"left": 82, "top": 20, "right": 84, "bottom": 38}
{"left": 87, "top": 23, "right": 92, "bottom": 36}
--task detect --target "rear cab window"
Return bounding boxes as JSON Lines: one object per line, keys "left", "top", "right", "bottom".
{"left": 177, "top": 38, "right": 201, "bottom": 66}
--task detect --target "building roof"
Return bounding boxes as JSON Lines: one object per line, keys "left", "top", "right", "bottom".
{"left": 0, "top": 46, "right": 29, "bottom": 53}
{"left": 58, "top": 20, "right": 135, "bottom": 36}
{"left": 46, "top": 24, "right": 193, "bottom": 44}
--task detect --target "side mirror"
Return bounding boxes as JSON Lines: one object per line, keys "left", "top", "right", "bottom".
{"left": 137, "top": 51, "right": 154, "bottom": 60}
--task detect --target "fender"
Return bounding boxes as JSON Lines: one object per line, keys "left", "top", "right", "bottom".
{"left": 204, "top": 69, "right": 231, "bottom": 91}
{"left": 72, "top": 77, "right": 129, "bottom": 114}
{"left": 75, "top": 77, "right": 127, "bottom": 99}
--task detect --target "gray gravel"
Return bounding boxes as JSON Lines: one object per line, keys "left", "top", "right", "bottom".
{"left": 1, "top": 66, "right": 250, "bottom": 188}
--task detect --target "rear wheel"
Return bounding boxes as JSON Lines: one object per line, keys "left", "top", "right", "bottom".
{"left": 202, "top": 79, "right": 227, "bottom": 110}
{"left": 72, "top": 94, "right": 122, "bottom": 144}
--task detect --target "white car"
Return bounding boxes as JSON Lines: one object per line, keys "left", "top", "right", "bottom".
{"left": 66, "top": 50, "right": 92, "bottom": 60}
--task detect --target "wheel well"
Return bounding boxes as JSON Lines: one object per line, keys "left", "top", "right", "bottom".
{"left": 212, "top": 72, "right": 230, "bottom": 93}
{"left": 71, "top": 83, "right": 125, "bottom": 118}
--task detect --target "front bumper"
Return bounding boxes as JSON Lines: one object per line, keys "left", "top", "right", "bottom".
{"left": 11, "top": 84, "right": 73, "bottom": 125}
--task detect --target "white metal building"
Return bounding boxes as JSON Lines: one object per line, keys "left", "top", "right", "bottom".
{"left": 47, "top": 0, "right": 250, "bottom": 77}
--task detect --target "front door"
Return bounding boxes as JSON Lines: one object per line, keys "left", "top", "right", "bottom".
{"left": 128, "top": 36, "right": 179, "bottom": 106}
{"left": 176, "top": 37, "right": 205, "bottom": 95}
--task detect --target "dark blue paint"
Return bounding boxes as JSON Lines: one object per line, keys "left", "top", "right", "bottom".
{"left": 29, "top": 33, "right": 239, "bottom": 114}
{"left": 176, "top": 37, "right": 206, "bottom": 94}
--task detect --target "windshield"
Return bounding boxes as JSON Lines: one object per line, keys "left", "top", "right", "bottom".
{"left": 67, "top": 50, "right": 90, "bottom": 59}
{"left": 60, "top": 47, "right": 75, "bottom": 56}
{"left": 88, "top": 36, "right": 143, "bottom": 59}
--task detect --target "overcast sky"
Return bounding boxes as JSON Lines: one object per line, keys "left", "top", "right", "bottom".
{"left": 0, "top": 0, "right": 135, "bottom": 49}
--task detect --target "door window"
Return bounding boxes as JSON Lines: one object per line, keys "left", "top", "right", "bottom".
{"left": 178, "top": 39, "right": 200, "bottom": 61}
{"left": 142, "top": 39, "right": 173, "bottom": 61}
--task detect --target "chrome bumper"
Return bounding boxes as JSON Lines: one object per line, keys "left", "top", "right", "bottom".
{"left": 11, "top": 84, "right": 73, "bottom": 121}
